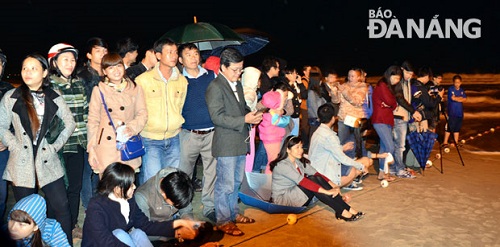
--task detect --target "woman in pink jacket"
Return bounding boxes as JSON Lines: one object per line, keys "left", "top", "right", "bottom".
{"left": 87, "top": 53, "right": 147, "bottom": 175}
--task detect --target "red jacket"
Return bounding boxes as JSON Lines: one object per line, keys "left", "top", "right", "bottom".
{"left": 371, "top": 80, "right": 397, "bottom": 126}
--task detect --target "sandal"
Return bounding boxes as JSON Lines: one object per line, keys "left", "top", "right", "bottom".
{"left": 217, "top": 222, "right": 244, "bottom": 236}
{"left": 378, "top": 174, "right": 396, "bottom": 182}
{"left": 235, "top": 214, "right": 255, "bottom": 224}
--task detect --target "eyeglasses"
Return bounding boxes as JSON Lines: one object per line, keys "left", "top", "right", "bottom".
{"left": 228, "top": 66, "right": 243, "bottom": 73}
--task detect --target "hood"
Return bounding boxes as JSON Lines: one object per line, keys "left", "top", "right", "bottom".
{"left": 9, "top": 194, "right": 47, "bottom": 232}
{"left": 261, "top": 91, "right": 282, "bottom": 109}
{"left": 241, "top": 66, "right": 261, "bottom": 91}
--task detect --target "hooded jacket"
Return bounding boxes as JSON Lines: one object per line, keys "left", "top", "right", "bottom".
{"left": 8, "top": 194, "right": 70, "bottom": 247}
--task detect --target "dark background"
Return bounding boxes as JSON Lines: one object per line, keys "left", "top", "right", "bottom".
{"left": 1, "top": 0, "right": 498, "bottom": 78}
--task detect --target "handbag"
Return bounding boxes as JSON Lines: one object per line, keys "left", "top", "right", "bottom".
{"left": 99, "top": 89, "right": 145, "bottom": 161}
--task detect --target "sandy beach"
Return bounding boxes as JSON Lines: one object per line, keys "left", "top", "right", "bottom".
{"left": 212, "top": 141, "right": 500, "bottom": 247}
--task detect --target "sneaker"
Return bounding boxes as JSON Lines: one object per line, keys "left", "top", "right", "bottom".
{"left": 440, "top": 143, "right": 449, "bottom": 148}
{"left": 353, "top": 176, "right": 363, "bottom": 184}
{"left": 397, "top": 170, "right": 416, "bottom": 179}
{"left": 343, "top": 183, "right": 363, "bottom": 191}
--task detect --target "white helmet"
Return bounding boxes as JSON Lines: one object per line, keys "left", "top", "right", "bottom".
{"left": 48, "top": 43, "right": 78, "bottom": 64}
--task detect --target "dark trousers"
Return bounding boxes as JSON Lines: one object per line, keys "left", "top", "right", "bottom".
{"left": 12, "top": 177, "right": 72, "bottom": 244}
{"left": 299, "top": 108, "right": 310, "bottom": 149}
{"left": 62, "top": 145, "right": 85, "bottom": 227}
{"left": 298, "top": 175, "right": 350, "bottom": 216}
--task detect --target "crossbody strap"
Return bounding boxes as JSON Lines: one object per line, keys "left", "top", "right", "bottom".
{"left": 99, "top": 89, "right": 117, "bottom": 131}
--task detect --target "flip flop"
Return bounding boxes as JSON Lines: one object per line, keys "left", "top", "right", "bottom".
{"left": 235, "top": 214, "right": 255, "bottom": 224}
{"left": 217, "top": 222, "right": 244, "bottom": 236}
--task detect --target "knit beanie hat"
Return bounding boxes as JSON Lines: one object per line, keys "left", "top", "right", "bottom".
{"left": 9, "top": 194, "right": 47, "bottom": 232}
{"left": 261, "top": 91, "right": 282, "bottom": 109}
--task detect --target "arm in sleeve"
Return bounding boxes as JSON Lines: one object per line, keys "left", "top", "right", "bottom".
{"left": 324, "top": 133, "right": 364, "bottom": 171}
{"left": 52, "top": 97, "right": 76, "bottom": 151}
{"left": 83, "top": 200, "right": 129, "bottom": 247}
{"left": 125, "top": 85, "right": 148, "bottom": 135}
{"left": 86, "top": 87, "right": 102, "bottom": 151}
{"left": 205, "top": 82, "right": 246, "bottom": 132}
{"left": 0, "top": 93, "right": 16, "bottom": 147}
{"left": 130, "top": 198, "right": 175, "bottom": 238}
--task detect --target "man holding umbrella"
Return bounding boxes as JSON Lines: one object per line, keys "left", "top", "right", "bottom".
{"left": 205, "top": 48, "right": 262, "bottom": 236}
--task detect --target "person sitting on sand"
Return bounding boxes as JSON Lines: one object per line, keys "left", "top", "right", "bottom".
{"left": 270, "top": 135, "right": 364, "bottom": 221}
{"left": 309, "top": 103, "right": 384, "bottom": 191}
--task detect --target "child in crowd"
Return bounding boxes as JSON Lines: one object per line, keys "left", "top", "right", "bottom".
{"left": 7, "top": 194, "right": 70, "bottom": 247}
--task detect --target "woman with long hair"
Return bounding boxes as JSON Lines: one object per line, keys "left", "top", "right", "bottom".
{"left": 8, "top": 194, "right": 70, "bottom": 247}
{"left": 87, "top": 52, "right": 147, "bottom": 174}
{"left": 0, "top": 53, "right": 76, "bottom": 243}
{"left": 270, "top": 136, "right": 364, "bottom": 221}
{"left": 82, "top": 162, "right": 201, "bottom": 246}
{"left": 372, "top": 66, "right": 401, "bottom": 181}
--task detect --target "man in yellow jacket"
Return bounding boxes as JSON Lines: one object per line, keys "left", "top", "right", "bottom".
{"left": 135, "top": 38, "right": 188, "bottom": 185}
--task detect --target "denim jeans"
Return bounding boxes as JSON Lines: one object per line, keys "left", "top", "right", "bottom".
{"left": 0, "top": 150, "right": 9, "bottom": 224}
{"left": 215, "top": 155, "right": 245, "bottom": 224}
{"left": 392, "top": 119, "right": 408, "bottom": 173}
{"left": 139, "top": 135, "right": 180, "bottom": 185}
{"left": 253, "top": 141, "right": 268, "bottom": 172}
{"left": 290, "top": 117, "right": 300, "bottom": 136}
{"left": 337, "top": 121, "right": 356, "bottom": 158}
{"left": 113, "top": 228, "right": 153, "bottom": 247}
{"left": 373, "top": 123, "right": 395, "bottom": 172}
{"left": 81, "top": 151, "right": 99, "bottom": 210}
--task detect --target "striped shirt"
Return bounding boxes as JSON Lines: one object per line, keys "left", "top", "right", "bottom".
{"left": 50, "top": 75, "right": 88, "bottom": 153}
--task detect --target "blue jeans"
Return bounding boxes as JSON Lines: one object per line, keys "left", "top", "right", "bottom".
{"left": 113, "top": 228, "right": 153, "bottom": 247}
{"left": 392, "top": 119, "right": 408, "bottom": 173}
{"left": 81, "top": 151, "right": 99, "bottom": 210}
{"left": 0, "top": 150, "right": 9, "bottom": 224}
{"left": 373, "top": 123, "right": 395, "bottom": 172}
{"left": 139, "top": 135, "right": 180, "bottom": 185}
{"left": 337, "top": 121, "right": 356, "bottom": 158}
{"left": 215, "top": 156, "right": 245, "bottom": 224}
{"left": 252, "top": 141, "right": 267, "bottom": 172}
{"left": 290, "top": 117, "right": 300, "bottom": 136}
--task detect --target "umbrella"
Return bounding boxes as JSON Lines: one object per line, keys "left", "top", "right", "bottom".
{"left": 201, "top": 34, "right": 269, "bottom": 59}
{"left": 159, "top": 18, "right": 244, "bottom": 51}
{"left": 406, "top": 130, "right": 438, "bottom": 172}
{"left": 238, "top": 172, "right": 308, "bottom": 214}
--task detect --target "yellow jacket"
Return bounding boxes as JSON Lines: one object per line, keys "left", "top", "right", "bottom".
{"left": 135, "top": 63, "right": 187, "bottom": 140}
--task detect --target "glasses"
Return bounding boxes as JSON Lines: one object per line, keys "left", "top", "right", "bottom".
{"left": 228, "top": 66, "right": 243, "bottom": 73}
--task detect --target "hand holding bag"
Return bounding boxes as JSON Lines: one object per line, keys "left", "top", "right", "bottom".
{"left": 99, "top": 89, "right": 145, "bottom": 161}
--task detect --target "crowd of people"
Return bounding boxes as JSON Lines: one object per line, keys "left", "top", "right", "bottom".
{"left": 0, "top": 36, "right": 467, "bottom": 246}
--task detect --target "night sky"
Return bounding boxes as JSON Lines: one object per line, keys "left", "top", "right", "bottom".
{"left": 1, "top": 0, "right": 498, "bottom": 77}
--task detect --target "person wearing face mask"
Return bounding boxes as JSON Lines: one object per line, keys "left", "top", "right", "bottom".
{"left": 48, "top": 43, "right": 89, "bottom": 239}
{"left": 0, "top": 53, "right": 76, "bottom": 244}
